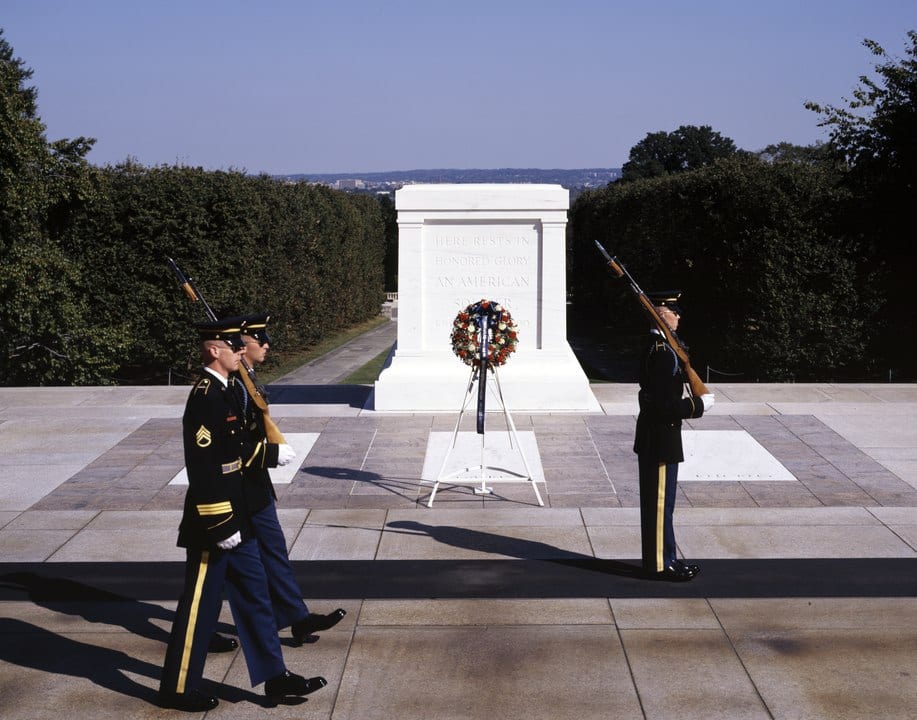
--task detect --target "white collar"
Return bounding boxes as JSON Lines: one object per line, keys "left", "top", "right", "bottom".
{"left": 203, "top": 366, "right": 229, "bottom": 388}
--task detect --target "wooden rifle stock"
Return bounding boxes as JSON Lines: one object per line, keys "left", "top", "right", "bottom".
{"left": 236, "top": 366, "right": 286, "bottom": 443}
{"left": 166, "top": 256, "right": 287, "bottom": 443}
{"left": 593, "top": 241, "right": 709, "bottom": 397}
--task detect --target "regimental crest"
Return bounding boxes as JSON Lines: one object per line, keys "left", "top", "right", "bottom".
{"left": 196, "top": 425, "right": 212, "bottom": 447}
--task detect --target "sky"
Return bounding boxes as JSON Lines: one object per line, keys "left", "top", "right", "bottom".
{"left": 3, "top": 0, "right": 916, "bottom": 175}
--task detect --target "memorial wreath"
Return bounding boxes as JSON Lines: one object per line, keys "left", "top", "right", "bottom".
{"left": 450, "top": 299, "right": 519, "bottom": 368}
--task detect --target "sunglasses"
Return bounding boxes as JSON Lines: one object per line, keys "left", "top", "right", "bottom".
{"left": 243, "top": 332, "right": 270, "bottom": 347}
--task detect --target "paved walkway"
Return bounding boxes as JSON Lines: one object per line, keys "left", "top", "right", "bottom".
{"left": 272, "top": 320, "right": 396, "bottom": 385}
{"left": 1, "top": 321, "right": 916, "bottom": 719}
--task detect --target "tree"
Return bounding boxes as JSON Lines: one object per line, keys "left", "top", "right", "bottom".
{"left": 0, "top": 28, "right": 101, "bottom": 384}
{"left": 806, "top": 30, "right": 917, "bottom": 377}
{"left": 620, "top": 124, "right": 739, "bottom": 182}
{"left": 0, "top": 28, "right": 46, "bottom": 249}
{"left": 756, "top": 141, "right": 837, "bottom": 167}
{"left": 805, "top": 32, "right": 917, "bottom": 175}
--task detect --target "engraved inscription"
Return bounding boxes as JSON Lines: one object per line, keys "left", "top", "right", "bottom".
{"left": 422, "top": 225, "right": 540, "bottom": 350}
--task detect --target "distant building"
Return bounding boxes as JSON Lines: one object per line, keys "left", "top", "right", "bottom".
{"left": 334, "top": 178, "right": 365, "bottom": 190}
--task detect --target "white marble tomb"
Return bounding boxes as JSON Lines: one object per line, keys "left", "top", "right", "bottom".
{"left": 373, "top": 184, "right": 600, "bottom": 412}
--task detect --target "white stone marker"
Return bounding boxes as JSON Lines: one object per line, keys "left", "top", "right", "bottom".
{"left": 373, "top": 184, "right": 600, "bottom": 411}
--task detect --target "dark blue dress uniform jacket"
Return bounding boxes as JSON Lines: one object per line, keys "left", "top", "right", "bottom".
{"left": 178, "top": 375, "right": 277, "bottom": 547}
{"left": 232, "top": 374, "right": 280, "bottom": 514}
{"left": 633, "top": 332, "right": 705, "bottom": 462}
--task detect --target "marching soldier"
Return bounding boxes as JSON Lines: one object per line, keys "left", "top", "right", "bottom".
{"left": 234, "top": 313, "right": 346, "bottom": 642}
{"left": 159, "top": 318, "right": 326, "bottom": 712}
{"left": 633, "top": 292, "right": 714, "bottom": 581}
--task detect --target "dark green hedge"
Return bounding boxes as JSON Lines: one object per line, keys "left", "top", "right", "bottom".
{"left": 4, "top": 163, "right": 385, "bottom": 385}
{"left": 569, "top": 156, "right": 877, "bottom": 382}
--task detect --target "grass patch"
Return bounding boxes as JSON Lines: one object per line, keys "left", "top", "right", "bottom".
{"left": 258, "top": 315, "right": 389, "bottom": 383}
{"left": 341, "top": 346, "right": 393, "bottom": 384}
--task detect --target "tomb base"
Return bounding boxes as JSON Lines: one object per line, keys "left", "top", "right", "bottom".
{"left": 373, "top": 348, "right": 600, "bottom": 412}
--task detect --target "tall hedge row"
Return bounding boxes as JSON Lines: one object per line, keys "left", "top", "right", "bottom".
{"left": 569, "top": 156, "right": 876, "bottom": 382}
{"left": 13, "top": 163, "right": 385, "bottom": 385}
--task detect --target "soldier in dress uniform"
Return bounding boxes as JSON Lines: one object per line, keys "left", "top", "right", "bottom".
{"left": 633, "top": 292, "right": 714, "bottom": 581}
{"left": 158, "top": 318, "right": 326, "bottom": 712}
{"left": 234, "top": 313, "right": 346, "bottom": 642}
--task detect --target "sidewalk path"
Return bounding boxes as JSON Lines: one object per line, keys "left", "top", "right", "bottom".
{"left": 272, "top": 320, "right": 396, "bottom": 385}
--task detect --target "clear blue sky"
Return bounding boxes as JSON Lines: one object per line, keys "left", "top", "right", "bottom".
{"left": 3, "top": 0, "right": 915, "bottom": 174}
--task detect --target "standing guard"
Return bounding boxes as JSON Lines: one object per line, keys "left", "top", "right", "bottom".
{"left": 633, "top": 292, "right": 714, "bottom": 581}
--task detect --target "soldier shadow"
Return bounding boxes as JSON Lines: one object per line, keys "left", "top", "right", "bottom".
{"left": 0, "top": 571, "right": 235, "bottom": 643}
{"left": 385, "top": 520, "right": 644, "bottom": 578}
{"left": 0, "top": 617, "right": 263, "bottom": 707}
{"left": 300, "top": 465, "right": 420, "bottom": 501}
{"left": 0, "top": 616, "right": 161, "bottom": 705}
{"left": 0, "top": 573, "right": 271, "bottom": 708}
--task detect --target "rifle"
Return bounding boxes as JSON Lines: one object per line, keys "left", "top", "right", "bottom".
{"left": 593, "top": 241, "right": 709, "bottom": 397}
{"left": 166, "top": 257, "right": 287, "bottom": 443}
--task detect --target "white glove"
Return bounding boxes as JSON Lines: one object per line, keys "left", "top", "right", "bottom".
{"left": 701, "top": 393, "right": 715, "bottom": 411}
{"left": 217, "top": 531, "right": 241, "bottom": 550}
{"left": 277, "top": 443, "right": 297, "bottom": 466}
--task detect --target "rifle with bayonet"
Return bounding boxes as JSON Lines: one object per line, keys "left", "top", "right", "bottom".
{"left": 166, "top": 257, "right": 287, "bottom": 443}
{"left": 593, "top": 240, "right": 709, "bottom": 397}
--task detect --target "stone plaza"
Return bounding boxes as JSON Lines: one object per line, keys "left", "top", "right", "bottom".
{"left": 1, "top": 319, "right": 916, "bottom": 719}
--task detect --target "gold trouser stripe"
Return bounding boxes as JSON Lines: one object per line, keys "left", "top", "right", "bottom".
{"left": 656, "top": 464, "right": 666, "bottom": 572}
{"left": 176, "top": 550, "right": 210, "bottom": 694}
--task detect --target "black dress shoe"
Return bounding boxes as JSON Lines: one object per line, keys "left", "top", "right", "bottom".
{"left": 291, "top": 608, "right": 347, "bottom": 643}
{"left": 264, "top": 670, "right": 327, "bottom": 703}
{"left": 159, "top": 689, "right": 219, "bottom": 711}
{"left": 674, "top": 559, "right": 700, "bottom": 577}
{"left": 208, "top": 633, "right": 239, "bottom": 653}
{"left": 648, "top": 563, "right": 695, "bottom": 582}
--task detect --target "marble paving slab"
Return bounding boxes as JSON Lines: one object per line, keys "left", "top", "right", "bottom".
{"left": 681, "top": 430, "right": 795, "bottom": 481}
{"left": 421, "top": 431, "right": 545, "bottom": 484}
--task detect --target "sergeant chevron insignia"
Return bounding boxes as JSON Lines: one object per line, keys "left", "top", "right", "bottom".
{"left": 196, "top": 425, "right": 212, "bottom": 447}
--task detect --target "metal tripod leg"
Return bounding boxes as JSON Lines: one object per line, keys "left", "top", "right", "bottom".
{"left": 427, "top": 367, "right": 477, "bottom": 507}
{"left": 492, "top": 367, "right": 543, "bottom": 506}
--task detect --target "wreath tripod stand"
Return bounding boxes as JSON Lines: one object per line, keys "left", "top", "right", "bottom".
{"left": 424, "top": 300, "right": 543, "bottom": 507}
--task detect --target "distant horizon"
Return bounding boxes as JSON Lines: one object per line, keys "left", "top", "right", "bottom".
{"left": 281, "top": 166, "right": 622, "bottom": 176}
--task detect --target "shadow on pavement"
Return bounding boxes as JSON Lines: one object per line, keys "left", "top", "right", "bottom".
{"left": 300, "top": 465, "right": 420, "bottom": 502}
{"left": 267, "top": 384, "right": 372, "bottom": 408}
{"left": 0, "top": 572, "right": 234, "bottom": 642}
{"left": 385, "top": 520, "right": 645, "bottom": 579}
